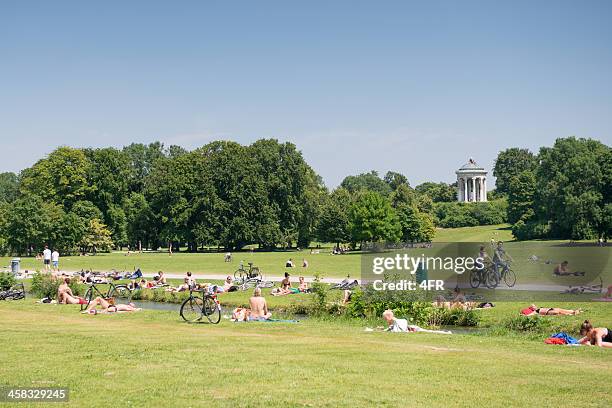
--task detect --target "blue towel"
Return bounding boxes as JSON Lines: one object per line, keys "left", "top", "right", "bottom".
{"left": 551, "top": 332, "right": 579, "bottom": 345}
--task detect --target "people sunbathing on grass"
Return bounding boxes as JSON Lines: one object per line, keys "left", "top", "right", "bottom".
{"left": 223, "top": 276, "right": 238, "bottom": 292}
{"left": 553, "top": 261, "right": 585, "bottom": 276}
{"left": 153, "top": 271, "right": 167, "bottom": 285}
{"left": 231, "top": 287, "right": 272, "bottom": 321}
{"left": 520, "top": 304, "right": 582, "bottom": 316}
{"left": 578, "top": 320, "right": 612, "bottom": 348}
{"left": 433, "top": 288, "right": 475, "bottom": 310}
{"left": 249, "top": 287, "right": 272, "bottom": 320}
{"left": 57, "top": 278, "right": 87, "bottom": 305}
{"left": 82, "top": 297, "right": 141, "bottom": 314}
{"left": 298, "top": 276, "right": 310, "bottom": 293}
{"left": 271, "top": 272, "right": 297, "bottom": 296}
{"left": 166, "top": 274, "right": 196, "bottom": 293}
{"left": 381, "top": 310, "right": 451, "bottom": 334}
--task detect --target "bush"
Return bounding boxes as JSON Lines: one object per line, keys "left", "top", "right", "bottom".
{"left": 433, "top": 200, "right": 507, "bottom": 228}
{"left": 343, "top": 285, "right": 480, "bottom": 327}
{"left": 0, "top": 272, "right": 17, "bottom": 290}
{"left": 503, "top": 315, "right": 552, "bottom": 333}
{"left": 30, "top": 272, "right": 84, "bottom": 299}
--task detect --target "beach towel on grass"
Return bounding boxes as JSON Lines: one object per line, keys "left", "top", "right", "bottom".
{"left": 545, "top": 332, "right": 579, "bottom": 345}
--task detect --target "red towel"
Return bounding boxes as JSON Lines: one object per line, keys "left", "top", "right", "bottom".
{"left": 544, "top": 337, "right": 566, "bottom": 345}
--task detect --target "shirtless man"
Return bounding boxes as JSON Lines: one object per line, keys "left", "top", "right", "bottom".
{"left": 553, "top": 261, "right": 585, "bottom": 276}
{"left": 249, "top": 287, "right": 272, "bottom": 320}
{"left": 57, "top": 278, "right": 86, "bottom": 305}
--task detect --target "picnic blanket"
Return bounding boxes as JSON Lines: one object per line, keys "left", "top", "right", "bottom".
{"left": 233, "top": 319, "right": 299, "bottom": 323}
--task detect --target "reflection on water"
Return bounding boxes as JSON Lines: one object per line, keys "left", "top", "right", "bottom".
{"left": 131, "top": 300, "right": 179, "bottom": 311}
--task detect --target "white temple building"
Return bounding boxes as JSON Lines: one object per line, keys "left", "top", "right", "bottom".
{"left": 455, "top": 158, "right": 487, "bottom": 202}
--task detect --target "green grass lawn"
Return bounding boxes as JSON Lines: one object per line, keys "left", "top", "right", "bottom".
{"left": 2, "top": 225, "right": 609, "bottom": 287}
{"left": 1, "top": 301, "right": 611, "bottom": 407}
{"left": 433, "top": 223, "right": 514, "bottom": 242}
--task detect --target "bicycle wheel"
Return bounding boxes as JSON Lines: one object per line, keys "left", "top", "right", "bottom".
{"left": 503, "top": 268, "right": 517, "bottom": 287}
{"left": 469, "top": 269, "right": 481, "bottom": 288}
{"left": 180, "top": 296, "right": 204, "bottom": 322}
{"left": 485, "top": 269, "right": 499, "bottom": 289}
{"left": 203, "top": 296, "right": 221, "bottom": 324}
{"left": 81, "top": 287, "right": 94, "bottom": 311}
{"left": 234, "top": 269, "right": 245, "bottom": 280}
{"left": 109, "top": 285, "right": 132, "bottom": 302}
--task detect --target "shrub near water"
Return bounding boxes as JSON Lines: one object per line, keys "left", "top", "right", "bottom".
{"left": 30, "top": 272, "right": 84, "bottom": 299}
{"left": 0, "top": 272, "right": 17, "bottom": 290}
{"left": 343, "top": 286, "right": 480, "bottom": 327}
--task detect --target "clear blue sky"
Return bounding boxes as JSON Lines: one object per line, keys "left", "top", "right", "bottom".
{"left": 1, "top": 0, "right": 610, "bottom": 188}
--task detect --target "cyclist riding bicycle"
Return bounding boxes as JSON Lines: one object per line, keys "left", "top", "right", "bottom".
{"left": 492, "top": 241, "right": 513, "bottom": 277}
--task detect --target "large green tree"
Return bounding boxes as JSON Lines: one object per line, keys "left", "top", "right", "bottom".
{"left": 493, "top": 148, "right": 537, "bottom": 195}
{"left": 20, "top": 147, "right": 92, "bottom": 208}
{"left": 317, "top": 188, "right": 352, "bottom": 246}
{"left": 0, "top": 172, "right": 19, "bottom": 203}
{"left": 341, "top": 171, "right": 392, "bottom": 196}
{"left": 349, "top": 191, "right": 401, "bottom": 243}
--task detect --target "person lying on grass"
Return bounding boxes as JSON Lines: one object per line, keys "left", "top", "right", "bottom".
{"left": 82, "top": 297, "right": 141, "bottom": 314}
{"left": 57, "top": 278, "right": 87, "bottom": 305}
{"left": 578, "top": 320, "right": 612, "bottom": 348}
{"left": 520, "top": 304, "right": 582, "bottom": 316}
{"left": 553, "top": 261, "right": 585, "bottom": 276}
{"left": 381, "top": 310, "right": 452, "bottom": 334}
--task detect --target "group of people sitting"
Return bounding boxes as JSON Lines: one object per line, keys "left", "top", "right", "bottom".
{"left": 56, "top": 277, "right": 140, "bottom": 314}
{"left": 270, "top": 273, "right": 310, "bottom": 296}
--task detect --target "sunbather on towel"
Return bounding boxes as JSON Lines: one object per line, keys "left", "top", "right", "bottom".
{"left": 382, "top": 310, "right": 452, "bottom": 334}
{"left": 83, "top": 296, "right": 140, "bottom": 314}
{"left": 520, "top": 304, "right": 581, "bottom": 316}
{"left": 249, "top": 287, "right": 272, "bottom": 320}
{"left": 553, "top": 261, "right": 585, "bottom": 276}
{"left": 57, "top": 278, "right": 87, "bottom": 305}
{"left": 578, "top": 320, "right": 612, "bottom": 348}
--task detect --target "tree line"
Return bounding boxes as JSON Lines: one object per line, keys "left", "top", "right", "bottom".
{"left": 1, "top": 136, "right": 604, "bottom": 254}
{"left": 493, "top": 137, "right": 611, "bottom": 240}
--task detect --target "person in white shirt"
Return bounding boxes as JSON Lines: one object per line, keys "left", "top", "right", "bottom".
{"left": 382, "top": 310, "right": 452, "bottom": 334}
{"left": 51, "top": 249, "right": 60, "bottom": 273}
{"left": 42, "top": 245, "right": 52, "bottom": 272}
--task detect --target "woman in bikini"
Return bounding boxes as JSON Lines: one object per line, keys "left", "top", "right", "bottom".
{"left": 83, "top": 297, "right": 140, "bottom": 314}
{"left": 520, "top": 304, "right": 581, "bottom": 316}
{"left": 578, "top": 320, "right": 612, "bottom": 348}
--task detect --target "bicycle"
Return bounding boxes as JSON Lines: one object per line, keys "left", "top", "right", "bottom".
{"left": 469, "top": 264, "right": 500, "bottom": 289}
{"left": 491, "top": 261, "right": 516, "bottom": 288}
{"left": 180, "top": 289, "right": 221, "bottom": 324}
{"left": 80, "top": 281, "right": 132, "bottom": 311}
{"left": 234, "top": 262, "right": 260, "bottom": 281}
{"left": 0, "top": 283, "right": 25, "bottom": 300}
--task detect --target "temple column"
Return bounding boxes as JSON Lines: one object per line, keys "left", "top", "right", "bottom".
{"left": 463, "top": 178, "right": 468, "bottom": 202}
{"left": 483, "top": 177, "right": 487, "bottom": 201}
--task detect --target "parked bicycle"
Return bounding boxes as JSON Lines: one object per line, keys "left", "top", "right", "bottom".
{"left": 80, "top": 281, "right": 132, "bottom": 311}
{"left": 0, "top": 283, "right": 25, "bottom": 301}
{"left": 180, "top": 289, "right": 221, "bottom": 324}
{"left": 234, "top": 262, "right": 260, "bottom": 281}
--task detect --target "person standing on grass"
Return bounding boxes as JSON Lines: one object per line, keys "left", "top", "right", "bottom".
{"left": 51, "top": 248, "right": 60, "bottom": 273}
{"left": 42, "top": 245, "right": 52, "bottom": 272}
